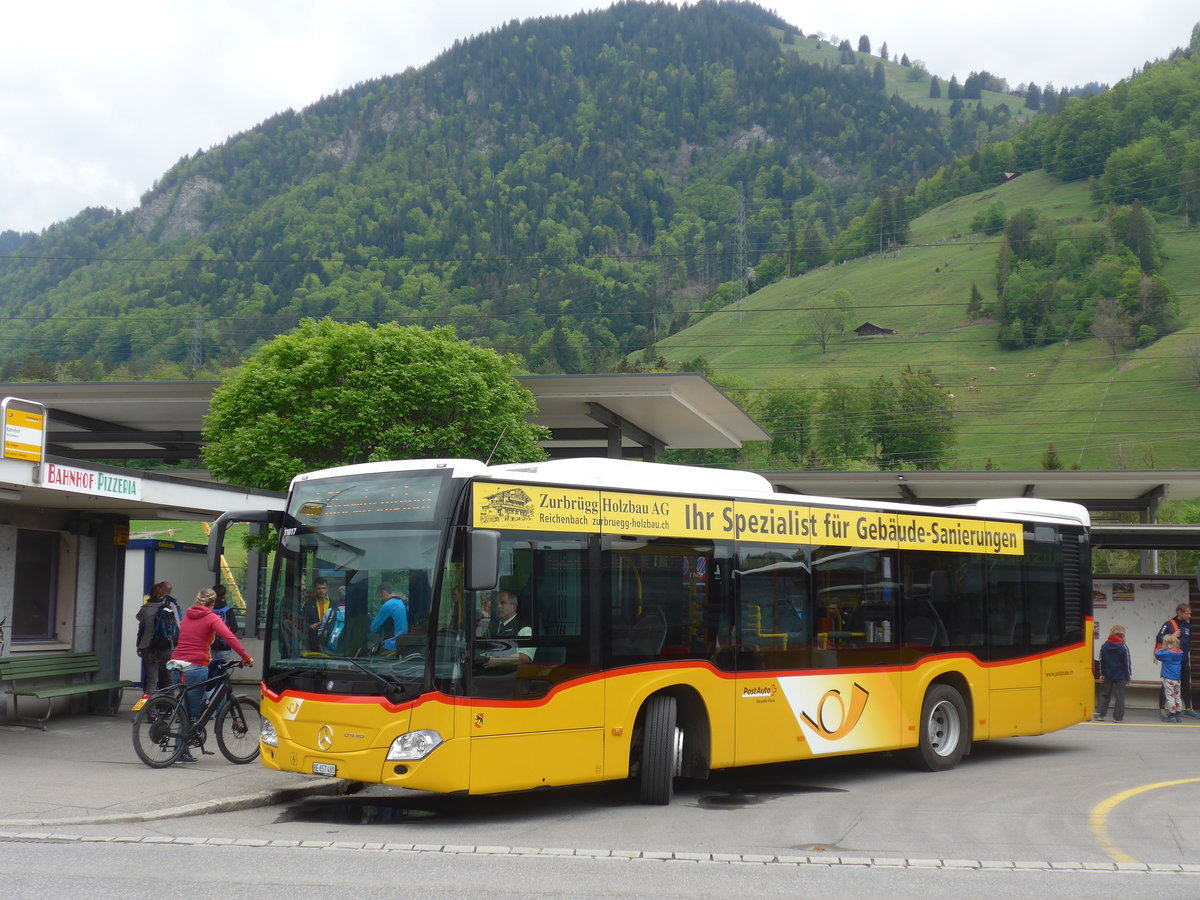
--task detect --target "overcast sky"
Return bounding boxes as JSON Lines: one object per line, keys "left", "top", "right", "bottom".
{"left": 3, "top": 1, "right": 1196, "bottom": 234}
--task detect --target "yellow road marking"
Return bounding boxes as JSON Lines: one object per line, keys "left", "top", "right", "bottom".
{"left": 1089, "top": 778, "right": 1200, "bottom": 863}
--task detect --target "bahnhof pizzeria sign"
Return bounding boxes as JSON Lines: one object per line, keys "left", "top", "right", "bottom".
{"left": 43, "top": 461, "right": 142, "bottom": 500}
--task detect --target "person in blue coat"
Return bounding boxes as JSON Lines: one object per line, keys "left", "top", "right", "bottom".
{"left": 1155, "top": 633, "right": 1185, "bottom": 723}
{"left": 370, "top": 583, "right": 409, "bottom": 653}
{"left": 1094, "top": 624, "right": 1132, "bottom": 722}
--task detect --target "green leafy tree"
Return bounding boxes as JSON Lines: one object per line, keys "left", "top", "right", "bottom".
{"left": 929, "top": 78, "right": 941, "bottom": 99}
{"left": 969, "top": 201, "right": 1006, "bottom": 235}
{"left": 829, "top": 288, "right": 854, "bottom": 334}
{"left": 814, "top": 377, "right": 868, "bottom": 465}
{"left": 760, "top": 381, "right": 817, "bottom": 465}
{"left": 202, "top": 318, "right": 549, "bottom": 490}
{"left": 875, "top": 366, "right": 956, "bottom": 469}
{"left": 1091, "top": 299, "right": 1133, "bottom": 366}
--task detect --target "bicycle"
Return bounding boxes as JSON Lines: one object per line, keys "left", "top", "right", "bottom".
{"left": 132, "top": 658, "right": 262, "bottom": 768}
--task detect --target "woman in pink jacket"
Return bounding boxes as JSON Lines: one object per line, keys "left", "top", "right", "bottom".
{"left": 168, "top": 587, "right": 254, "bottom": 763}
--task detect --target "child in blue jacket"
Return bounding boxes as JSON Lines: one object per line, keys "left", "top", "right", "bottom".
{"left": 1155, "top": 632, "right": 1185, "bottom": 723}
{"left": 1095, "top": 625, "right": 1132, "bottom": 722}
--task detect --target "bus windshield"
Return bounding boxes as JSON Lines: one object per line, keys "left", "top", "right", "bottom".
{"left": 263, "top": 469, "right": 455, "bottom": 698}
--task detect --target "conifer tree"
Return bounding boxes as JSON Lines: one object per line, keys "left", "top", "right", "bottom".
{"left": 1042, "top": 443, "right": 1065, "bottom": 470}
{"left": 967, "top": 282, "right": 983, "bottom": 318}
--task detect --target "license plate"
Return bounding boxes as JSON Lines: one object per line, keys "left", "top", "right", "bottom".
{"left": 312, "top": 762, "right": 337, "bottom": 776}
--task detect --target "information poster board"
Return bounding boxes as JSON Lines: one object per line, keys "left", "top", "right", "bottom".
{"left": 1093, "top": 577, "right": 1190, "bottom": 683}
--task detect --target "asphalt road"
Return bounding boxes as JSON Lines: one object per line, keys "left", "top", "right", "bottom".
{"left": 4, "top": 711, "right": 1200, "bottom": 895}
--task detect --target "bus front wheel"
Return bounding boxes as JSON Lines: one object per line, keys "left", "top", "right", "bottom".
{"left": 909, "top": 684, "right": 968, "bottom": 772}
{"left": 639, "top": 694, "right": 682, "bottom": 805}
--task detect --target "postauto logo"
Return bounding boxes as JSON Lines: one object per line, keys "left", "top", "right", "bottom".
{"left": 798, "top": 682, "right": 870, "bottom": 741}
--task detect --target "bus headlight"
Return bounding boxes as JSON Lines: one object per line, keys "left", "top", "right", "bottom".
{"left": 386, "top": 729, "right": 443, "bottom": 761}
{"left": 261, "top": 719, "right": 278, "bottom": 747}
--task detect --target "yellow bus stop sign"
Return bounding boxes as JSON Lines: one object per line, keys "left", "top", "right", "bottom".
{"left": 2, "top": 397, "right": 46, "bottom": 463}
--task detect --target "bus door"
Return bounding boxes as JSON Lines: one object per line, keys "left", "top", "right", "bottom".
{"left": 466, "top": 531, "right": 604, "bottom": 794}
{"left": 733, "top": 546, "right": 816, "bottom": 766}
{"left": 900, "top": 551, "right": 989, "bottom": 737}
{"left": 793, "top": 546, "right": 903, "bottom": 760}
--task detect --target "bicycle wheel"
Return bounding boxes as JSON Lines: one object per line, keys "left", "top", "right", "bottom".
{"left": 215, "top": 696, "right": 262, "bottom": 764}
{"left": 133, "top": 696, "right": 188, "bottom": 768}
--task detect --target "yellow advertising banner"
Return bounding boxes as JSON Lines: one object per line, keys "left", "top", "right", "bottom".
{"left": 473, "top": 482, "right": 1024, "bottom": 555}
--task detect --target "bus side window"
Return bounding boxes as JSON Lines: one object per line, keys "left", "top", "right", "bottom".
{"left": 603, "top": 537, "right": 718, "bottom": 665}
{"left": 987, "top": 555, "right": 1027, "bottom": 659}
{"left": 735, "top": 546, "right": 811, "bottom": 670}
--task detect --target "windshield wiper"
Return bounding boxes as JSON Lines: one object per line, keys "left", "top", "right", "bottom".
{"left": 264, "top": 666, "right": 312, "bottom": 691}
{"left": 339, "top": 656, "right": 410, "bottom": 704}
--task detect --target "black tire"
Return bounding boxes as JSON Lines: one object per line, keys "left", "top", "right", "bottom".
{"left": 639, "top": 694, "right": 680, "bottom": 805}
{"left": 133, "top": 696, "right": 187, "bottom": 768}
{"left": 215, "top": 696, "right": 262, "bottom": 764}
{"left": 909, "top": 684, "right": 968, "bottom": 772}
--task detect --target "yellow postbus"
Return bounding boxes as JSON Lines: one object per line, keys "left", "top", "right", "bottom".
{"left": 208, "top": 457, "right": 1093, "bottom": 804}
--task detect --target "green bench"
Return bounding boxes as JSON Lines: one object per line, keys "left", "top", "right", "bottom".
{"left": 0, "top": 651, "right": 133, "bottom": 729}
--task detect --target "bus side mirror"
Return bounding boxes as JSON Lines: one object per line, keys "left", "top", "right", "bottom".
{"left": 207, "top": 509, "right": 286, "bottom": 573}
{"left": 466, "top": 529, "right": 500, "bottom": 591}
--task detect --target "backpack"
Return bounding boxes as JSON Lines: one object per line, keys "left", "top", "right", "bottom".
{"left": 211, "top": 604, "right": 234, "bottom": 652}
{"left": 150, "top": 603, "right": 179, "bottom": 650}
{"left": 321, "top": 605, "right": 346, "bottom": 651}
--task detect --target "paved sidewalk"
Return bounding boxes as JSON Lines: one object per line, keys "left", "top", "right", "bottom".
{"left": 0, "top": 691, "right": 344, "bottom": 827}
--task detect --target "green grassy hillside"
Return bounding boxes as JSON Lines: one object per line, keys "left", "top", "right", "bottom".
{"left": 656, "top": 171, "right": 1200, "bottom": 470}
{"left": 775, "top": 30, "right": 1038, "bottom": 122}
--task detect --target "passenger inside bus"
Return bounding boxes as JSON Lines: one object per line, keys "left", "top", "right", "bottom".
{"left": 369, "top": 583, "right": 409, "bottom": 653}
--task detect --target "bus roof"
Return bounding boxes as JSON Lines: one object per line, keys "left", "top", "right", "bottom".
{"left": 291, "top": 457, "right": 1090, "bottom": 528}
{"left": 487, "top": 457, "right": 774, "bottom": 495}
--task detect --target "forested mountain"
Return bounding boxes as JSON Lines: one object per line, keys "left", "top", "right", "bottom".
{"left": 0, "top": 0, "right": 1028, "bottom": 379}
{"left": 654, "top": 27, "right": 1200, "bottom": 473}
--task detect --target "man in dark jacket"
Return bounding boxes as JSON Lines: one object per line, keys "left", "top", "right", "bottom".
{"left": 135, "top": 581, "right": 181, "bottom": 695}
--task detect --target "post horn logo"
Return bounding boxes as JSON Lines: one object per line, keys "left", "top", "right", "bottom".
{"left": 799, "top": 682, "right": 870, "bottom": 740}
{"left": 317, "top": 725, "right": 334, "bottom": 751}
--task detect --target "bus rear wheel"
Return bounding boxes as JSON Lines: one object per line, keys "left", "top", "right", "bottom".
{"left": 639, "top": 694, "right": 682, "bottom": 805}
{"left": 909, "top": 684, "right": 968, "bottom": 772}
